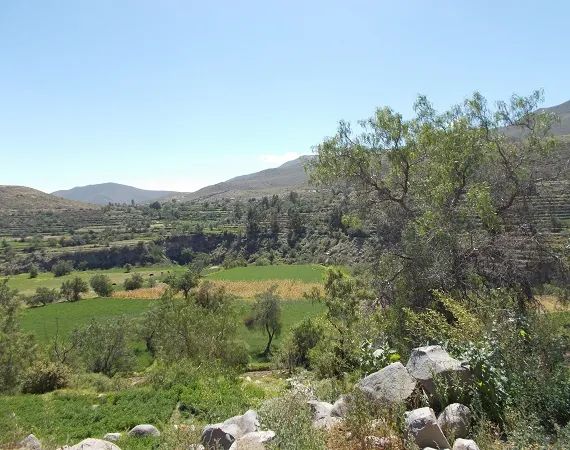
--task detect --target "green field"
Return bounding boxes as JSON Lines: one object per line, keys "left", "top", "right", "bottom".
{"left": 207, "top": 264, "right": 327, "bottom": 283}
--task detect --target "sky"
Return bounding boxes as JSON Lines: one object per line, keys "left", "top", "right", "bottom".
{"left": 1, "top": 1, "right": 569, "bottom": 193}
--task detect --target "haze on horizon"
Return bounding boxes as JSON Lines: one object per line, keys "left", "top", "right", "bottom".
{"left": 1, "top": 1, "right": 569, "bottom": 193}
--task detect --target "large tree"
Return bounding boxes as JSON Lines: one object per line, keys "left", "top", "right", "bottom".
{"left": 308, "top": 90, "right": 568, "bottom": 309}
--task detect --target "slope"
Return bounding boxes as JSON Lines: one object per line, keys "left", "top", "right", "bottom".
{"left": 52, "top": 182, "right": 181, "bottom": 205}
{"left": 0, "top": 186, "right": 98, "bottom": 211}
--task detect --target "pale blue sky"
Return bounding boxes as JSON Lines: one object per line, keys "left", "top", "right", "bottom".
{"left": 1, "top": 1, "right": 569, "bottom": 193}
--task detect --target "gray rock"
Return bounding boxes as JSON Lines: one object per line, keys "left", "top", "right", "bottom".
{"left": 202, "top": 410, "right": 260, "bottom": 450}
{"left": 359, "top": 362, "right": 417, "bottom": 404}
{"left": 406, "top": 346, "right": 470, "bottom": 395}
{"left": 228, "top": 430, "right": 275, "bottom": 450}
{"left": 127, "top": 424, "right": 160, "bottom": 437}
{"left": 21, "top": 434, "right": 42, "bottom": 449}
{"left": 453, "top": 438, "right": 480, "bottom": 450}
{"left": 438, "top": 403, "right": 471, "bottom": 439}
{"left": 331, "top": 395, "right": 349, "bottom": 418}
{"left": 102, "top": 434, "right": 121, "bottom": 442}
{"left": 405, "top": 407, "right": 450, "bottom": 449}
{"left": 67, "top": 439, "right": 121, "bottom": 450}
{"left": 307, "top": 400, "right": 334, "bottom": 420}
{"left": 313, "top": 416, "right": 342, "bottom": 430}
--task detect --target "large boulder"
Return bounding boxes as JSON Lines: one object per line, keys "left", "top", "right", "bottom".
{"left": 202, "top": 410, "right": 260, "bottom": 450}
{"left": 406, "top": 346, "right": 470, "bottom": 395}
{"left": 67, "top": 439, "right": 121, "bottom": 450}
{"left": 331, "top": 395, "right": 349, "bottom": 418}
{"left": 127, "top": 424, "right": 160, "bottom": 437}
{"left": 20, "top": 434, "right": 42, "bottom": 449}
{"left": 438, "top": 403, "right": 471, "bottom": 439}
{"left": 453, "top": 438, "right": 480, "bottom": 450}
{"left": 307, "top": 400, "right": 334, "bottom": 421}
{"left": 404, "top": 407, "right": 450, "bottom": 449}
{"left": 359, "top": 362, "right": 417, "bottom": 404}
{"left": 228, "top": 430, "right": 275, "bottom": 450}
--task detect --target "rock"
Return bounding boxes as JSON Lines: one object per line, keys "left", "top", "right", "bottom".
{"left": 331, "top": 395, "right": 349, "bottom": 418}
{"left": 313, "top": 416, "right": 343, "bottom": 430}
{"left": 359, "top": 362, "right": 417, "bottom": 404}
{"left": 438, "top": 403, "right": 471, "bottom": 439}
{"left": 363, "top": 436, "right": 399, "bottom": 448}
{"left": 228, "top": 430, "right": 275, "bottom": 450}
{"left": 406, "top": 346, "right": 470, "bottom": 395}
{"left": 404, "top": 407, "right": 450, "bottom": 449}
{"left": 127, "top": 424, "right": 160, "bottom": 437}
{"left": 307, "top": 400, "right": 334, "bottom": 420}
{"left": 453, "top": 439, "right": 480, "bottom": 450}
{"left": 21, "top": 434, "right": 42, "bottom": 449}
{"left": 102, "top": 434, "right": 121, "bottom": 442}
{"left": 202, "top": 410, "right": 260, "bottom": 450}
{"left": 67, "top": 439, "right": 121, "bottom": 450}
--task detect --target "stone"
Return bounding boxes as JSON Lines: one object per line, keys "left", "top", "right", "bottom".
{"left": 359, "top": 362, "right": 417, "bottom": 404}
{"left": 453, "top": 438, "right": 480, "bottom": 450}
{"left": 228, "top": 430, "right": 275, "bottom": 450}
{"left": 67, "top": 439, "right": 121, "bottom": 450}
{"left": 331, "top": 395, "right": 349, "bottom": 418}
{"left": 404, "top": 407, "right": 450, "bottom": 449}
{"left": 202, "top": 410, "right": 260, "bottom": 450}
{"left": 127, "top": 424, "right": 160, "bottom": 437}
{"left": 438, "top": 403, "right": 471, "bottom": 439}
{"left": 21, "top": 434, "right": 42, "bottom": 449}
{"left": 313, "top": 416, "right": 343, "bottom": 430}
{"left": 102, "top": 434, "right": 121, "bottom": 442}
{"left": 406, "top": 346, "right": 470, "bottom": 395}
{"left": 307, "top": 400, "right": 334, "bottom": 420}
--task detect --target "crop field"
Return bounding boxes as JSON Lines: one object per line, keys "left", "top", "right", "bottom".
{"left": 208, "top": 264, "right": 328, "bottom": 283}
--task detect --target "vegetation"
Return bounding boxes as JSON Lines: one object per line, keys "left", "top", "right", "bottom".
{"left": 89, "top": 273, "right": 114, "bottom": 297}
{"left": 60, "top": 276, "right": 89, "bottom": 302}
{"left": 245, "top": 286, "right": 283, "bottom": 356}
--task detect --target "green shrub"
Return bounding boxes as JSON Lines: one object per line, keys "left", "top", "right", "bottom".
{"left": 124, "top": 263, "right": 133, "bottom": 273}
{"left": 28, "top": 264, "right": 38, "bottom": 279}
{"left": 89, "top": 274, "right": 114, "bottom": 297}
{"left": 124, "top": 273, "right": 144, "bottom": 291}
{"left": 27, "top": 287, "right": 59, "bottom": 307}
{"left": 52, "top": 260, "right": 73, "bottom": 277}
{"left": 22, "top": 360, "right": 69, "bottom": 394}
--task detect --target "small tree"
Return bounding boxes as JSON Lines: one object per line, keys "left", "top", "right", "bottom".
{"left": 29, "top": 264, "right": 39, "bottom": 279}
{"left": 124, "top": 263, "right": 133, "bottom": 273}
{"left": 124, "top": 273, "right": 144, "bottom": 291}
{"left": 28, "top": 287, "right": 59, "bottom": 307}
{"left": 90, "top": 274, "right": 114, "bottom": 297}
{"left": 52, "top": 260, "right": 73, "bottom": 277}
{"left": 245, "top": 286, "right": 283, "bottom": 356}
{"left": 60, "top": 277, "right": 89, "bottom": 302}
{"left": 166, "top": 270, "right": 198, "bottom": 299}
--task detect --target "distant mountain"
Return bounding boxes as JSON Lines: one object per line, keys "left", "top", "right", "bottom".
{"left": 171, "top": 155, "right": 315, "bottom": 201}
{"left": 52, "top": 183, "right": 181, "bottom": 205}
{"left": 0, "top": 186, "right": 98, "bottom": 211}
{"left": 539, "top": 99, "right": 570, "bottom": 136}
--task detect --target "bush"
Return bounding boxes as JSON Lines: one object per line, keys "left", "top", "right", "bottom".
{"left": 52, "top": 260, "right": 73, "bottom": 277}
{"left": 27, "top": 287, "right": 59, "bottom": 307}
{"left": 60, "top": 277, "right": 89, "bottom": 302}
{"left": 124, "top": 263, "right": 133, "bottom": 273}
{"left": 124, "top": 273, "right": 144, "bottom": 291}
{"left": 22, "top": 360, "right": 69, "bottom": 394}
{"left": 90, "top": 274, "right": 114, "bottom": 297}
{"left": 29, "top": 264, "right": 38, "bottom": 279}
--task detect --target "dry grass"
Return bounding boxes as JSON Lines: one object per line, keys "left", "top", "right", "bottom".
{"left": 537, "top": 295, "right": 570, "bottom": 312}
{"left": 113, "top": 279, "right": 322, "bottom": 300}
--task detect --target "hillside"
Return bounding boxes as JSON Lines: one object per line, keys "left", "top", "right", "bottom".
{"left": 0, "top": 186, "right": 97, "bottom": 212}
{"left": 172, "top": 155, "right": 314, "bottom": 202}
{"left": 52, "top": 182, "right": 181, "bottom": 205}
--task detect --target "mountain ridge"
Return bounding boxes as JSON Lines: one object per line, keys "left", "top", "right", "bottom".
{"left": 52, "top": 182, "right": 181, "bottom": 205}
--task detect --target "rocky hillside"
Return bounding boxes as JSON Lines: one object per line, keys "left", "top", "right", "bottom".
{"left": 52, "top": 182, "right": 181, "bottom": 205}
{"left": 0, "top": 186, "right": 97, "bottom": 212}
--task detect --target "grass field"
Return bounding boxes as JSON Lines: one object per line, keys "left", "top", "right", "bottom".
{"left": 207, "top": 264, "right": 327, "bottom": 283}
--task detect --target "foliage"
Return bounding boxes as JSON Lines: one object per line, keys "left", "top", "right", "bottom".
{"left": 245, "top": 285, "right": 283, "bottom": 356}
{"left": 165, "top": 269, "right": 198, "bottom": 299}
{"left": 89, "top": 273, "right": 114, "bottom": 297}
{"left": 52, "top": 260, "right": 73, "bottom": 277}
{"left": 60, "top": 276, "right": 89, "bottom": 301}
{"left": 76, "top": 316, "right": 135, "bottom": 377}
{"left": 123, "top": 272, "right": 144, "bottom": 291}
{"left": 26, "top": 286, "right": 59, "bottom": 307}
{"left": 276, "top": 318, "right": 324, "bottom": 371}
{"left": 22, "top": 359, "right": 69, "bottom": 394}
{"left": 28, "top": 264, "right": 38, "bottom": 279}
{"left": 0, "top": 280, "right": 35, "bottom": 393}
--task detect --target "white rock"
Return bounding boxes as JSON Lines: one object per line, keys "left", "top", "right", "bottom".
{"left": 453, "top": 438, "right": 480, "bottom": 450}
{"left": 331, "top": 395, "right": 349, "bottom": 418}
{"left": 20, "top": 434, "right": 42, "bottom": 450}
{"left": 228, "top": 430, "right": 275, "bottom": 450}
{"left": 404, "top": 407, "right": 450, "bottom": 449}
{"left": 313, "top": 416, "right": 342, "bottom": 430}
{"left": 307, "top": 400, "right": 334, "bottom": 421}
{"left": 102, "top": 434, "right": 121, "bottom": 442}
{"left": 359, "top": 362, "right": 417, "bottom": 404}
{"left": 127, "top": 424, "right": 160, "bottom": 437}
{"left": 67, "top": 439, "right": 121, "bottom": 450}
{"left": 202, "top": 410, "right": 260, "bottom": 450}
{"left": 438, "top": 403, "right": 471, "bottom": 439}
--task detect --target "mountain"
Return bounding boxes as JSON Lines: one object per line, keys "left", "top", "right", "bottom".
{"left": 52, "top": 183, "right": 181, "bottom": 205}
{"left": 539, "top": 99, "right": 570, "bottom": 136}
{"left": 171, "top": 155, "right": 314, "bottom": 202}
{"left": 0, "top": 186, "right": 98, "bottom": 211}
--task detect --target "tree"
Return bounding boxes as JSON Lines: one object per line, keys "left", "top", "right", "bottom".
{"left": 124, "top": 273, "right": 144, "bottom": 291}
{"left": 124, "top": 263, "right": 133, "bottom": 273}
{"left": 52, "top": 260, "right": 73, "bottom": 277}
{"left": 245, "top": 286, "right": 283, "bottom": 356}
{"left": 0, "top": 280, "right": 35, "bottom": 393}
{"left": 165, "top": 270, "right": 198, "bottom": 299}
{"left": 29, "top": 264, "right": 39, "bottom": 279}
{"left": 308, "top": 90, "right": 567, "bottom": 309}
{"left": 27, "top": 287, "right": 59, "bottom": 307}
{"left": 60, "top": 277, "right": 89, "bottom": 302}
{"left": 149, "top": 201, "right": 161, "bottom": 210}
{"left": 90, "top": 274, "right": 114, "bottom": 297}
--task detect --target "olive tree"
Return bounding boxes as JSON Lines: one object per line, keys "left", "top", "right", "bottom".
{"left": 245, "top": 286, "right": 283, "bottom": 356}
